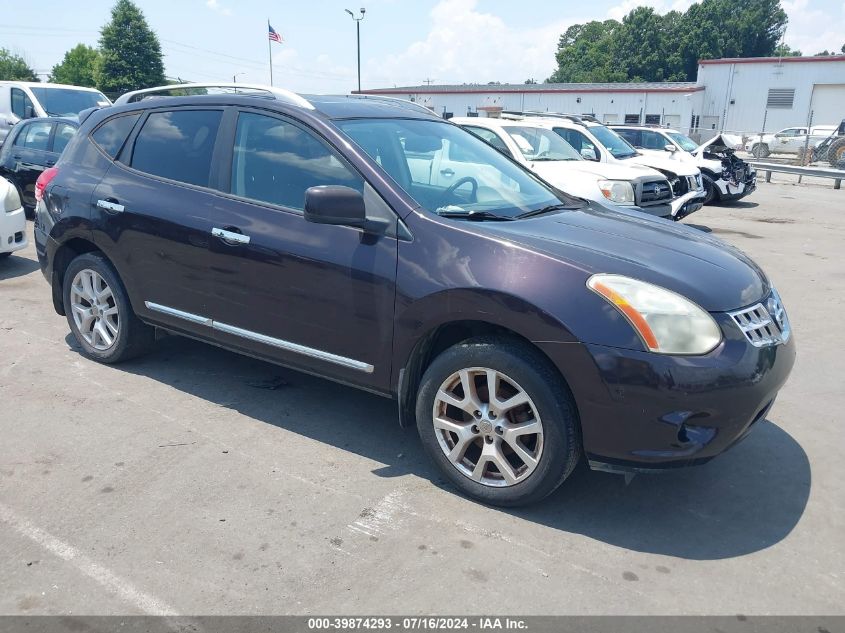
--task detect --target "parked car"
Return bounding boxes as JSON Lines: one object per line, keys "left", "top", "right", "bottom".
{"left": 0, "top": 176, "right": 27, "bottom": 259}
{"left": 511, "top": 113, "right": 705, "bottom": 220}
{"left": 812, "top": 119, "right": 845, "bottom": 168}
{"left": 0, "top": 117, "right": 78, "bottom": 217}
{"left": 35, "top": 84, "right": 795, "bottom": 506}
{"left": 611, "top": 126, "right": 756, "bottom": 205}
{"left": 743, "top": 125, "right": 836, "bottom": 158}
{"left": 0, "top": 82, "right": 109, "bottom": 147}
{"left": 450, "top": 116, "right": 677, "bottom": 219}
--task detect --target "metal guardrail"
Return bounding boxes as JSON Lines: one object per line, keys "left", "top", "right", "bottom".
{"left": 748, "top": 161, "right": 843, "bottom": 190}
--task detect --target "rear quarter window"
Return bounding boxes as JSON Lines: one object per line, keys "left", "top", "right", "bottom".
{"left": 130, "top": 110, "right": 222, "bottom": 188}
{"left": 91, "top": 113, "right": 141, "bottom": 158}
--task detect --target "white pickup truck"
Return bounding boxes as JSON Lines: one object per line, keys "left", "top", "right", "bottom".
{"left": 744, "top": 125, "right": 837, "bottom": 158}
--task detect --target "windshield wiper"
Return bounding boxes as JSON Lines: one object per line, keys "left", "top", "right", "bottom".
{"left": 515, "top": 204, "right": 573, "bottom": 219}
{"left": 435, "top": 209, "right": 513, "bottom": 221}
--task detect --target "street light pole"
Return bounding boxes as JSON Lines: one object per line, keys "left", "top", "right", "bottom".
{"left": 345, "top": 8, "right": 366, "bottom": 92}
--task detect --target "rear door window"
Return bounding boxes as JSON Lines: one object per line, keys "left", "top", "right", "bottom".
{"left": 91, "top": 113, "right": 141, "bottom": 158}
{"left": 615, "top": 129, "right": 640, "bottom": 147}
{"left": 18, "top": 121, "right": 53, "bottom": 151}
{"left": 131, "top": 110, "right": 222, "bottom": 187}
{"left": 462, "top": 126, "right": 513, "bottom": 157}
{"left": 229, "top": 111, "right": 363, "bottom": 210}
{"left": 52, "top": 122, "right": 77, "bottom": 154}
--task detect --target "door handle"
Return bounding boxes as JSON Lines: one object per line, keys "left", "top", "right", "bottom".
{"left": 96, "top": 199, "right": 124, "bottom": 213}
{"left": 440, "top": 168, "right": 455, "bottom": 177}
{"left": 212, "top": 227, "right": 251, "bottom": 245}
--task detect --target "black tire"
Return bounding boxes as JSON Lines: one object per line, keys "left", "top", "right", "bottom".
{"left": 416, "top": 337, "right": 581, "bottom": 507}
{"left": 62, "top": 252, "right": 155, "bottom": 364}
{"left": 701, "top": 174, "right": 719, "bottom": 205}
{"left": 751, "top": 143, "right": 770, "bottom": 158}
{"left": 828, "top": 137, "right": 845, "bottom": 169}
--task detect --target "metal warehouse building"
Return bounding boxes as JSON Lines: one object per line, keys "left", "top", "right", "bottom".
{"left": 358, "top": 55, "right": 845, "bottom": 141}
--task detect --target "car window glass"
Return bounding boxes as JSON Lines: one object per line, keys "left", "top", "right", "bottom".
{"left": 338, "top": 118, "right": 576, "bottom": 219}
{"left": 92, "top": 113, "right": 141, "bottom": 158}
{"left": 18, "top": 121, "right": 53, "bottom": 151}
{"left": 52, "top": 122, "right": 76, "bottom": 154}
{"left": 554, "top": 128, "right": 600, "bottom": 159}
{"left": 11, "top": 89, "right": 34, "bottom": 119}
{"left": 503, "top": 126, "right": 581, "bottom": 161}
{"left": 230, "top": 111, "right": 363, "bottom": 210}
{"left": 641, "top": 130, "right": 668, "bottom": 150}
{"left": 615, "top": 129, "right": 640, "bottom": 147}
{"left": 462, "top": 126, "right": 513, "bottom": 157}
{"left": 131, "top": 110, "right": 222, "bottom": 187}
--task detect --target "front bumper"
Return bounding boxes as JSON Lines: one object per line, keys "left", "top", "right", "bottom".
{"left": 718, "top": 170, "right": 757, "bottom": 202}
{"left": 537, "top": 311, "right": 796, "bottom": 472}
{"left": 0, "top": 206, "right": 28, "bottom": 254}
{"left": 670, "top": 189, "right": 705, "bottom": 220}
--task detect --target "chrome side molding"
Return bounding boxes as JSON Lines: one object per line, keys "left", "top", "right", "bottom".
{"left": 143, "top": 301, "right": 373, "bottom": 373}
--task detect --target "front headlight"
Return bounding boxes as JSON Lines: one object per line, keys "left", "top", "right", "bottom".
{"left": 3, "top": 183, "right": 21, "bottom": 213}
{"left": 598, "top": 180, "right": 635, "bottom": 205}
{"left": 587, "top": 274, "right": 722, "bottom": 354}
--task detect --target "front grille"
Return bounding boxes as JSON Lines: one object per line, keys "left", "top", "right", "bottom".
{"left": 639, "top": 179, "right": 673, "bottom": 205}
{"left": 687, "top": 174, "right": 702, "bottom": 191}
{"left": 729, "top": 289, "right": 791, "bottom": 347}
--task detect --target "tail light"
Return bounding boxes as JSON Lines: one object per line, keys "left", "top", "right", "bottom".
{"left": 35, "top": 166, "right": 59, "bottom": 202}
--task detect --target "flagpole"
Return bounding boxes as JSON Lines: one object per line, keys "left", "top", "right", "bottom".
{"left": 268, "top": 18, "right": 274, "bottom": 86}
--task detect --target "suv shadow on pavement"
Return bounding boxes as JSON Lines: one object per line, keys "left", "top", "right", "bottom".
{"left": 0, "top": 253, "right": 40, "bottom": 281}
{"left": 77, "top": 333, "right": 810, "bottom": 562}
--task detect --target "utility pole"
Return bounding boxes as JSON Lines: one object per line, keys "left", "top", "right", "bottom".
{"left": 345, "top": 8, "right": 366, "bottom": 92}
{"left": 423, "top": 78, "right": 436, "bottom": 86}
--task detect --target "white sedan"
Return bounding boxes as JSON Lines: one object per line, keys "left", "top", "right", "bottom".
{"left": 0, "top": 176, "right": 27, "bottom": 259}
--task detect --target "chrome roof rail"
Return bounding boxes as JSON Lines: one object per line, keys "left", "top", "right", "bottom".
{"left": 113, "top": 83, "right": 314, "bottom": 109}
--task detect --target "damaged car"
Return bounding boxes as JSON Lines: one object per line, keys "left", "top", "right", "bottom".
{"left": 612, "top": 126, "right": 756, "bottom": 205}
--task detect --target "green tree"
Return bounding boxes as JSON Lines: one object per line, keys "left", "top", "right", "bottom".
{"left": 548, "top": 20, "right": 627, "bottom": 82}
{"left": 549, "top": 0, "right": 788, "bottom": 83}
{"left": 97, "top": 0, "right": 165, "bottom": 95}
{"left": 49, "top": 44, "right": 101, "bottom": 87}
{"left": 773, "top": 43, "right": 802, "bottom": 56}
{"left": 0, "top": 48, "right": 38, "bottom": 81}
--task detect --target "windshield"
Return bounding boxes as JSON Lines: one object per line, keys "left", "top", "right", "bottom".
{"left": 588, "top": 125, "right": 639, "bottom": 159}
{"left": 29, "top": 87, "right": 111, "bottom": 117}
{"left": 503, "top": 126, "right": 581, "bottom": 161}
{"left": 336, "top": 118, "right": 579, "bottom": 219}
{"left": 667, "top": 132, "right": 698, "bottom": 152}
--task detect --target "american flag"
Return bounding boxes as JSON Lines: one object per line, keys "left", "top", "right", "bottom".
{"left": 268, "top": 24, "right": 283, "bottom": 43}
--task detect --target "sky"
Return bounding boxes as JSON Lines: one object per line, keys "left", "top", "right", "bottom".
{"left": 1, "top": 0, "right": 844, "bottom": 93}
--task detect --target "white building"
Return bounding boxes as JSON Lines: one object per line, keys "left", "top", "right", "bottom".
{"left": 359, "top": 55, "right": 845, "bottom": 141}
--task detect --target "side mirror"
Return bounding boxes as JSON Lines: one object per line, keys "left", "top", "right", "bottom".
{"left": 305, "top": 185, "right": 388, "bottom": 235}
{"left": 664, "top": 144, "right": 677, "bottom": 152}
{"left": 23, "top": 105, "right": 35, "bottom": 120}
{"left": 580, "top": 147, "right": 597, "bottom": 161}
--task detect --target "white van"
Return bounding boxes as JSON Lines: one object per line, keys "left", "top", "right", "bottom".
{"left": 0, "top": 82, "right": 111, "bottom": 146}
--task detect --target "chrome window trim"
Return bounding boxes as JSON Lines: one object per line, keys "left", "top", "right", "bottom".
{"left": 144, "top": 301, "right": 373, "bottom": 373}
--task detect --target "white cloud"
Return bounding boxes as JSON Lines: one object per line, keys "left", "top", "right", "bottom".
{"left": 205, "top": 0, "right": 231, "bottom": 16}
{"left": 607, "top": 0, "right": 695, "bottom": 20}
{"left": 782, "top": 0, "right": 845, "bottom": 54}
{"left": 367, "top": 0, "right": 577, "bottom": 87}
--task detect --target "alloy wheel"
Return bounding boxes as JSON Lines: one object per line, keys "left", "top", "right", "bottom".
{"left": 432, "top": 367, "right": 544, "bottom": 487}
{"left": 69, "top": 269, "right": 120, "bottom": 351}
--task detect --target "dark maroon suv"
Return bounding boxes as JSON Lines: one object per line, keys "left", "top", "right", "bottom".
{"left": 33, "top": 86, "right": 795, "bottom": 506}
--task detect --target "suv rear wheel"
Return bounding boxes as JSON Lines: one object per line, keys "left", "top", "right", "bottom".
{"left": 63, "top": 252, "right": 154, "bottom": 363}
{"left": 416, "top": 338, "right": 581, "bottom": 506}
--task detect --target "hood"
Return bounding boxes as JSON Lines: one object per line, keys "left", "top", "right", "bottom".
{"left": 477, "top": 205, "right": 768, "bottom": 312}
{"left": 529, "top": 160, "right": 664, "bottom": 182}
{"left": 627, "top": 153, "right": 700, "bottom": 176}
{"left": 694, "top": 134, "right": 742, "bottom": 157}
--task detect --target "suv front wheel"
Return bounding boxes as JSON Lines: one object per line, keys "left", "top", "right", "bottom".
{"left": 63, "top": 252, "right": 155, "bottom": 363}
{"left": 416, "top": 338, "right": 581, "bottom": 506}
